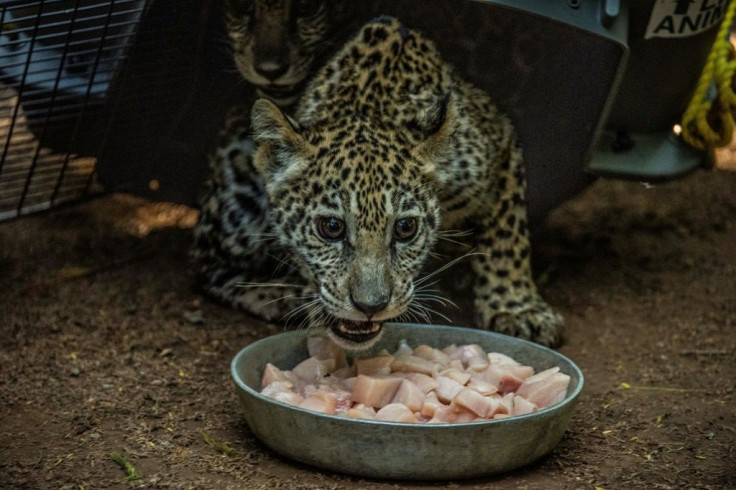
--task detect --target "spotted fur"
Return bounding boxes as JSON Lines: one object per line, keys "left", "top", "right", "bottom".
{"left": 193, "top": 17, "right": 564, "bottom": 348}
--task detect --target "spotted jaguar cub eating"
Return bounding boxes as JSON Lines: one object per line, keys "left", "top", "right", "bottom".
{"left": 193, "top": 16, "right": 563, "bottom": 348}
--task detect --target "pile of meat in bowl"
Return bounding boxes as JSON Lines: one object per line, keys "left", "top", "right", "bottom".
{"left": 231, "top": 323, "right": 584, "bottom": 480}
{"left": 261, "top": 336, "right": 571, "bottom": 423}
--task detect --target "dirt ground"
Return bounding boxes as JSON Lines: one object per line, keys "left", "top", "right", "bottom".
{"left": 1, "top": 154, "right": 735, "bottom": 489}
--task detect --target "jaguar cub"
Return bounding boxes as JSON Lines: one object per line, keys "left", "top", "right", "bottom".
{"left": 223, "top": 0, "right": 346, "bottom": 106}
{"left": 193, "top": 17, "right": 563, "bottom": 348}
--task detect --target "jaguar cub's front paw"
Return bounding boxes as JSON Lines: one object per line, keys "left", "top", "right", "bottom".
{"left": 476, "top": 302, "right": 564, "bottom": 348}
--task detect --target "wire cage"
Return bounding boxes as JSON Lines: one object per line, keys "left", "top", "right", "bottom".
{"left": 0, "top": 0, "right": 218, "bottom": 222}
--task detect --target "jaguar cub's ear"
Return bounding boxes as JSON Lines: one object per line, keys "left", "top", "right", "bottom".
{"left": 412, "top": 92, "right": 458, "bottom": 171}
{"left": 251, "top": 98, "right": 310, "bottom": 188}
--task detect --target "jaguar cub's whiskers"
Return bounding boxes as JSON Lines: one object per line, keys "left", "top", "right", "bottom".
{"left": 436, "top": 228, "right": 475, "bottom": 247}
{"left": 302, "top": 308, "right": 328, "bottom": 334}
{"left": 283, "top": 297, "right": 321, "bottom": 326}
{"left": 415, "top": 250, "right": 485, "bottom": 286}
{"left": 236, "top": 282, "right": 303, "bottom": 288}
{"left": 269, "top": 253, "right": 297, "bottom": 275}
{"left": 413, "top": 290, "right": 457, "bottom": 310}
{"left": 257, "top": 293, "right": 302, "bottom": 309}
{"left": 410, "top": 301, "right": 454, "bottom": 325}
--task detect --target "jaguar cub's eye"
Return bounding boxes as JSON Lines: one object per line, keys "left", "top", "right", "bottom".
{"left": 294, "top": 0, "right": 321, "bottom": 17}
{"left": 394, "top": 217, "right": 418, "bottom": 242}
{"left": 316, "top": 217, "right": 345, "bottom": 241}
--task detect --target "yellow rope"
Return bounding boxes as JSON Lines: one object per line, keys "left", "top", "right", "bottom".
{"left": 681, "top": 0, "right": 736, "bottom": 152}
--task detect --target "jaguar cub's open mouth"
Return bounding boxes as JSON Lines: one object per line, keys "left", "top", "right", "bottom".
{"left": 328, "top": 319, "right": 383, "bottom": 346}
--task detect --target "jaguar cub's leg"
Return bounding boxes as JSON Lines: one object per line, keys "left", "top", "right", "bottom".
{"left": 192, "top": 110, "right": 315, "bottom": 323}
{"left": 471, "top": 144, "right": 563, "bottom": 347}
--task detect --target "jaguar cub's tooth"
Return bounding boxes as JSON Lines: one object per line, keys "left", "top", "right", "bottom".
{"left": 339, "top": 321, "right": 360, "bottom": 333}
{"left": 336, "top": 320, "right": 382, "bottom": 336}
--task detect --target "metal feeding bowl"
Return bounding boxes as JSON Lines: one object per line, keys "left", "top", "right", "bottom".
{"left": 231, "top": 323, "right": 584, "bottom": 480}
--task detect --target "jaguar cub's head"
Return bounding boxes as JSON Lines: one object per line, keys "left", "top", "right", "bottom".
{"left": 251, "top": 97, "right": 457, "bottom": 349}
{"left": 224, "top": 0, "right": 338, "bottom": 106}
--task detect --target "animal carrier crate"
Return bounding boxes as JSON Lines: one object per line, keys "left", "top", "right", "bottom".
{"left": 0, "top": 0, "right": 238, "bottom": 221}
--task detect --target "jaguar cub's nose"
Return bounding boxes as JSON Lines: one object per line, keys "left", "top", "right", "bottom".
{"left": 350, "top": 294, "right": 389, "bottom": 318}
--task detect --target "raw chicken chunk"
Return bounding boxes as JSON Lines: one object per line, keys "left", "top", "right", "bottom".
{"left": 466, "top": 375, "right": 498, "bottom": 396}
{"left": 375, "top": 403, "right": 418, "bottom": 423}
{"left": 261, "top": 363, "right": 291, "bottom": 388}
{"left": 413, "top": 345, "right": 451, "bottom": 366}
{"left": 291, "top": 356, "right": 335, "bottom": 382}
{"left": 517, "top": 369, "right": 571, "bottom": 408}
{"left": 481, "top": 364, "right": 525, "bottom": 394}
{"left": 261, "top": 381, "right": 304, "bottom": 406}
{"left": 510, "top": 395, "right": 538, "bottom": 416}
{"left": 299, "top": 392, "right": 337, "bottom": 414}
{"left": 348, "top": 403, "right": 376, "bottom": 420}
{"left": 394, "top": 372, "right": 439, "bottom": 393}
{"left": 428, "top": 405, "right": 480, "bottom": 423}
{"left": 453, "top": 388, "right": 495, "bottom": 417}
{"left": 392, "top": 379, "right": 425, "bottom": 412}
{"left": 391, "top": 355, "right": 438, "bottom": 376}
{"left": 420, "top": 391, "right": 443, "bottom": 418}
{"left": 356, "top": 355, "right": 395, "bottom": 376}
{"left": 435, "top": 375, "right": 466, "bottom": 403}
{"left": 351, "top": 375, "right": 403, "bottom": 408}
